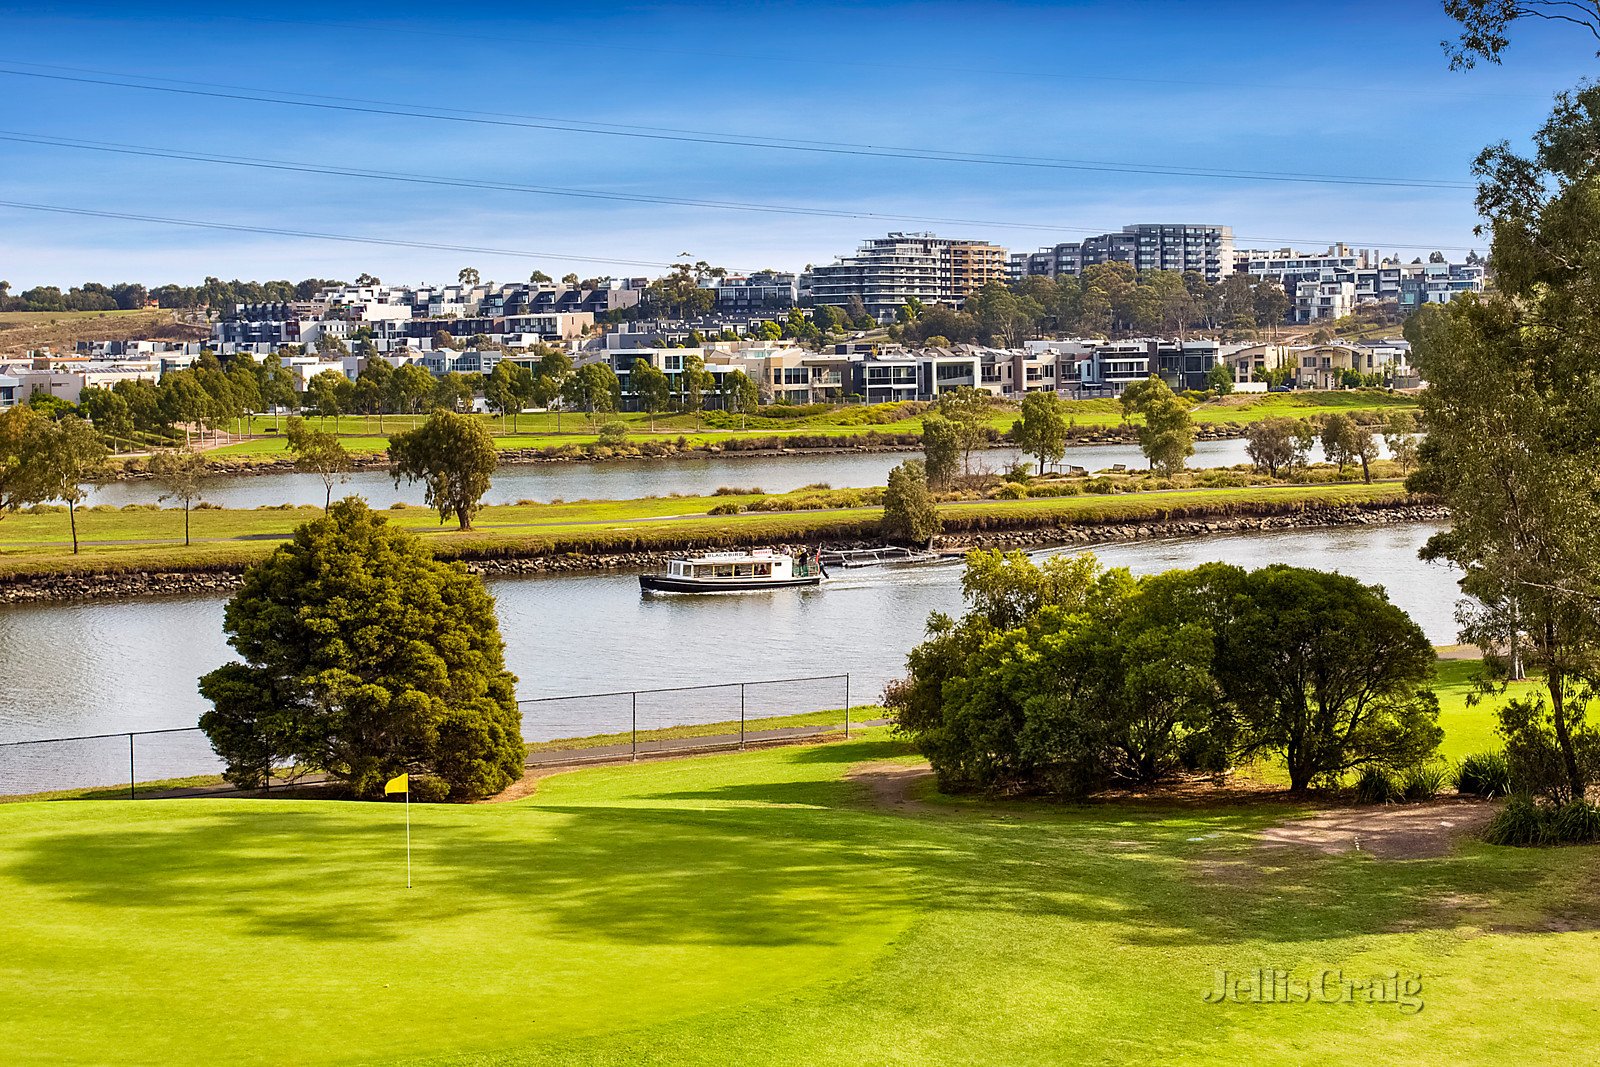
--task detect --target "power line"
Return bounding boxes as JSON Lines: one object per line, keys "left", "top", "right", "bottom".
{"left": 0, "top": 129, "right": 1480, "bottom": 252}
{"left": 0, "top": 63, "right": 1474, "bottom": 190}
{"left": 0, "top": 201, "right": 703, "bottom": 272}
{"left": 158, "top": 15, "right": 1565, "bottom": 103}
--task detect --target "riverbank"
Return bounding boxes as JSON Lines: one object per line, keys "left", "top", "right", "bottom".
{"left": 0, "top": 482, "right": 1437, "bottom": 601}
{"left": 117, "top": 389, "right": 1418, "bottom": 474}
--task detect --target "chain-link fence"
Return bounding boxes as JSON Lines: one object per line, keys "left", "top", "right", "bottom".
{"left": 518, "top": 673, "right": 854, "bottom": 762}
{"left": 0, "top": 673, "right": 859, "bottom": 799}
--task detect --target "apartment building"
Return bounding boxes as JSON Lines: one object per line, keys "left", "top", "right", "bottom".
{"left": 1239, "top": 245, "right": 1485, "bottom": 321}
{"left": 1010, "top": 224, "right": 1235, "bottom": 283}
{"left": 701, "top": 271, "right": 798, "bottom": 312}
{"left": 803, "top": 233, "right": 1008, "bottom": 321}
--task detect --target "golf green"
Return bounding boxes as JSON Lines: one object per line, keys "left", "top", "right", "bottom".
{"left": 2, "top": 732, "right": 1597, "bottom": 1065}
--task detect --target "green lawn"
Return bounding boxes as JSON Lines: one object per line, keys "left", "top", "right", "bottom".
{"left": 204, "top": 390, "right": 1417, "bottom": 458}
{"left": 0, "top": 481, "right": 1410, "bottom": 578}
{"left": 2, "top": 714, "right": 1597, "bottom": 1065}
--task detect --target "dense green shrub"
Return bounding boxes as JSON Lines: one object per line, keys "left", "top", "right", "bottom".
{"left": 1485, "top": 795, "right": 1549, "bottom": 846}
{"left": 1399, "top": 762, "right": 1448, "bottom": 801}
{"left": 888, "top": 552, "right": 1441, "bottom": 798}
{"left": 1550, "top": 800, "right": 1600, "bottom": 843}
{"left": 708, "top": 502, "right": 746, "bottom": 516}
{"left": 997, "top": 481, "right": 1028, "bottom": 500}
{"left": 1484, "top": 797, "right": 1600, "bottom": 846}
{"left": 1355, "top": 765, "right": 1402, "bottom": 804}
{"left": 1455, "top": 751, "right": 1512, "bottom": 797}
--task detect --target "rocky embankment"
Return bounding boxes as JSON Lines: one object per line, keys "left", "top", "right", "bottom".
{"left": 0, "top": 500, "right": 1447, "bottom": 604}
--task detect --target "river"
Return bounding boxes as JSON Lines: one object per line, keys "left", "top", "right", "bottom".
{"left": 0, "top": 522, "right": 1461, "bottom": 792}
{"left": 86, "top": 439, "right": 1269, "bottom": 508}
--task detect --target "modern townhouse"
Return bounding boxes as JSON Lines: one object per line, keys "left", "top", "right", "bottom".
{"left": 1069, "top": 338, "right": 1221, "bottom": 395}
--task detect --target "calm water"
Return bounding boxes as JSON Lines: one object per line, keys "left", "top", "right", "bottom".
{"left": 88, "top": 439, "right": 1264, "bottom": 508}
{"left": 0, "top": 524, "right": 1458, "bottom": 769}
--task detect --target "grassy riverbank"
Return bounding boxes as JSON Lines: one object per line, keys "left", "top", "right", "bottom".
{"left": 198, "top": 390, "right": 1418, "bottom": 460}
{"left": 3, "top": 702, "right": 1597, "bottom": 1063}
{"left": 0, "top": 480, "right": 1416, "bottom": 580}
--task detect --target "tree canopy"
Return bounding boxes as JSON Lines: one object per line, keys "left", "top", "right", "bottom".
{"left": 881, "top": 460, "right": 941, "bottom": 546}
{"left": 888, "top": 552, "right": 1440, "bottom": 797}
{"left": 389, "top": 410, "right": 498, "bottom": 529}
{"left": 198, "top": 499, "right": 525, "bottom": 800}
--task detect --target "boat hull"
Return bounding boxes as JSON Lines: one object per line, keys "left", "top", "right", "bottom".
{"left": 640, "top": 573, "right": 823, "bottom": 593}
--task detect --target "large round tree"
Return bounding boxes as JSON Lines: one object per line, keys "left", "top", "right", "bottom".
{"left": 198, "top": 499, "right": 525, "bottom": 799}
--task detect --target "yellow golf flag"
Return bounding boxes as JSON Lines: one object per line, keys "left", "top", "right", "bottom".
{"left": 384, "top": 773, "right": 409, "bottom": 795}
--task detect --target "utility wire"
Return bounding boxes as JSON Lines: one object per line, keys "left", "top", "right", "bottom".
{"left": 0, "top": 130, "right": 1478, "bottom": 251}
{"left": 0, "top": 63, "right": 1474, "bottom": 190}
{"left": 0, "top": 200, "right": 704, "bottom": 272}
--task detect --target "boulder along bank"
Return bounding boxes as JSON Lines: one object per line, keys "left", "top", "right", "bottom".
{"left": 0, "top": 499, "right": 1447, "bottom": 604}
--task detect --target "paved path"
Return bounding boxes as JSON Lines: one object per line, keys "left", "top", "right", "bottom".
{"left": 128, "top": 717, "right": 889, "bottom": 800}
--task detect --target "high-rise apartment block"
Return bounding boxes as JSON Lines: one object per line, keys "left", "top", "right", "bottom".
{"left": 803, "top": 233, "right": 1009, "bottom": 321}
{"left": 1009, "top": 224, "right": 1235, "bottom": 283}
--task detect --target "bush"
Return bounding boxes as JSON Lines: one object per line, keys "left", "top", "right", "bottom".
{"left": 708, "top": 502, "right": 746, "bottom": 515}
{"left": 997, "top": 481, "right": 1029, "bottom": 500}
{"left": 1084, "top": 477, "right": 1116, "bottom": 494}
{"left": 407, "top": 775, "right": 451, "bottom": 803}
{"left": 597, "top": 420, "right": 629, "bottom": 447}
{"left": 1484, "top": 794, "right": 1549, "bottom": 846}
{"left": 1455, "top": 751, "right": 1512, "bottom": 797}
{"left": 713, "top": 486, "right": 763, "bottom": 496}
{"left": 1355, "top": 765, "right": 1402, "bottom": 804}
{"left": 1399, "top": 762, "right": 1448, "bottom": 801}
{"left": 1550, "top": 799, "right": 1600, "bottom": 844}
{"left": 119, "top": 503, "right": 159, "bottom": 511}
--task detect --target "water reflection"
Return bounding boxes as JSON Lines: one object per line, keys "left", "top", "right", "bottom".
{"left": 0, "top": 522, "right": 1458, "bottom": 745}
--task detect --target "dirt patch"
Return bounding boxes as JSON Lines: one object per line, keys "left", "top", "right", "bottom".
{"left": 846, "top": 760, "right": 938, "bottom": 813}
{"left": 1258, "top": 799, "right": 1497, "bottom": 859}
{"left": 482, "top": 765, "right": 586, "bottom": 804}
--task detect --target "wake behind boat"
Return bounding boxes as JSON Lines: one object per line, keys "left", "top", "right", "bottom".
{"left": 640, "top": 548, "right": 825, "bottom": 593}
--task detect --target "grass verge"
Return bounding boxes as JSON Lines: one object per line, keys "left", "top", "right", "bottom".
{"left": 0, "top": 481, "right": 1416, "bottom": 580}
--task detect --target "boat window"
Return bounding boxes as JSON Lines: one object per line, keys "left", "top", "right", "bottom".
{"left": 735, "top": 564, "right": 753, "bottom": 577}
{"left": 755, "top": 563, "right": 772, "bottom": 576}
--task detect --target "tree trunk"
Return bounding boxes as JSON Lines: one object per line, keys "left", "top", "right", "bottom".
{"left": 1548, "top": 666, "right": 1586, "bottom": 802}
{"left": 456, "top": 502, "right": 471, "bottom": 530}
{"left": 69, "top": 501, "right": 79, "bottom": 555}
{"left": 184, "top": 504, "right": 191, "bottom": 546}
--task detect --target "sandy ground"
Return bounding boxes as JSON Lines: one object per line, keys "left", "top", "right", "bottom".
{"left": 1257, "top": 799, "right": 1497, "bottom": 859}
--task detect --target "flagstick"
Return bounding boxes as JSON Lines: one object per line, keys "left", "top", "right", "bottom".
{"left": 405, "top": 785, "right": 412, "bottom": 890}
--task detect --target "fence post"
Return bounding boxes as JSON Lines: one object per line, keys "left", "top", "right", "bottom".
{"left": 128, "top": 733, "right": 135, "bottom": 800}
{"left": 631, "top": 691, "right": 637, "bottom": 761}
{"left": 740, "top": 683, "right": 746, "bottom": 749}
{"left": 844, "top": 674, "right": 851, "bottom": 738}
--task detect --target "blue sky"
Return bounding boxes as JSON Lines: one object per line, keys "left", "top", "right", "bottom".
{"left": 2, "top": 1, "right": 1596, "bottom": 288}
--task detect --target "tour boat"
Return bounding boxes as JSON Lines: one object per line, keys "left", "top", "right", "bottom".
{"left": 640, "top": 548, "right": 826, "bottom": 593}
